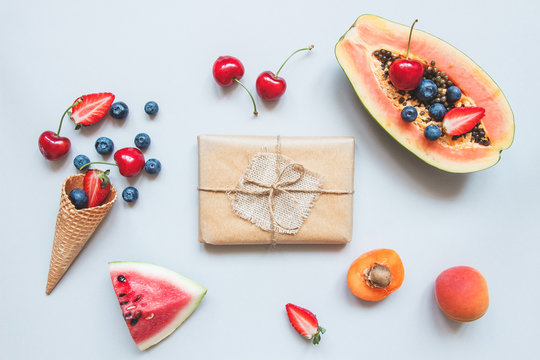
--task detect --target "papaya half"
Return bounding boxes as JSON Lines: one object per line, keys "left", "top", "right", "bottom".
{"left": 335, "top": 15, "right": 514, "bottom": 173}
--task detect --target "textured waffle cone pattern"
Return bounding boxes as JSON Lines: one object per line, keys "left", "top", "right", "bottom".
{"left": 46, "top": 174, "right": 117, "bottom": 295}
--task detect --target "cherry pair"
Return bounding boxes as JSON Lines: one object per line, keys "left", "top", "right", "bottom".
{"left": 212, "top": 45, "right": 314, "bottom": 115}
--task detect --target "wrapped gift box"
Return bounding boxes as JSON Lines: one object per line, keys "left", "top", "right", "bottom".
{"left": 198, "top": 135, "right": 355, "bottom": 245}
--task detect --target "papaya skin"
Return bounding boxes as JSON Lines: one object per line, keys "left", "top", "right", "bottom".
{"left": 347, "top": 249, "right": 404, "bottom": 301}
{"left": 435, "top": 266, "right": 489, "bottom": 322}
{"left": 335, "top": 14, "right": 515, "bottom": 173}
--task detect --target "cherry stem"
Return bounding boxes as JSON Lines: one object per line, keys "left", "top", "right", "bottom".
{"left": 57, "top": 98, "right": 82, "bottom": 136}
{"left": 406, "top": 19, "right": 418, "bottom": 60}
{"left": 233, "top": 78, "right": 258, "bottom": 116}
{"left": 275, "top": 45, "right": 314, "bottom": 77}
{"left": 80, "top": 161, "right": 117, "bottom": 170}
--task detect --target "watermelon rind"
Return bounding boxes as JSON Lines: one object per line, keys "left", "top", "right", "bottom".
{"left": 108, "top": 261, "right": 207, "bottom": 351}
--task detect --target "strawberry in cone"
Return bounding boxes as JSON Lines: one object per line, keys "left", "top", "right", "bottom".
{"left": 46, "top": 171, "right": 117, "bottom": 294}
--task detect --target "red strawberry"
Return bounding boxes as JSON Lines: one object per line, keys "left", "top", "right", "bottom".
{"left": 442, "top": 107, "right": 485, "bottom": 136}
{"left": 285, "top": 303, "right": 325, "bottom": 345}
{"left": 70, "top": 92, "right": 115, "bottom": 126}
{"left": 83, "top": 169, "right": 112, "bottom": 208}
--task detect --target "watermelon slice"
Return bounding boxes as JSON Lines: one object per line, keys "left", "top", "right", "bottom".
{"left": 108, "top": 261, "right": 207, "bottom": 351}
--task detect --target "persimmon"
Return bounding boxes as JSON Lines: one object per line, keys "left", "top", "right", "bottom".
{"left": 347, "top": 249, "right": 404, "bottom": 301}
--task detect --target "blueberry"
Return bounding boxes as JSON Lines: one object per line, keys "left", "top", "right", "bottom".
{"left": 416, "top": 79, "right": 438, "bottom": 102}
{"left": 144, "top": 158, "right": 161, "bottom": 174}
{"left": 144, "top": 101, "right": 159, "bottom": 115}
{"left": 424, "top": 125, "right": 442, "bottom": 141}
{"left": 446, "top": 86, "right": 462, "bottom": 103}
{"left": 110, "top": 101, "right": 129, "bottom": 119}
{"left": 400, "top": 106, "right": 417, "bottom": 123}
{"left": 122, "top": 187, "right": 139, "bottom": 203}
{"left": 69, "top": 189, "right": 88, "bottom": 209}
{"left": 428, "top": 103, "right": 447, "bottom": 121}
{"left": 95, "top": 137, "right": 114, "bottom": 155}
{"left": 73, "top": 154, "right": 90, "bottom": 170}
{"left": 134, "top": 133, "right": 151, "bottom": 149}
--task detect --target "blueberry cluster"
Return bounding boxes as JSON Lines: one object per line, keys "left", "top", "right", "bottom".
{"left": 72, "top": 100, "right": 163, "bottom": 204}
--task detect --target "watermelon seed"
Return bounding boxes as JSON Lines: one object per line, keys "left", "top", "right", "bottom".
{"left": 124, "top": 312, "right": 132, "bottom": 319}
{"left": 130, "top": 311, "right": 142, "bottom": 326}
{"left": 119, "top": 293, "right": 126, "bottom": 297}
{"left": 145, "top": 313, "right": 154, "bottom": 320}
{"left": 134, "top": 295, "right": 142, "bottom": 302}
{"left": 117, "top": 275, "right": 126, "bottom": 283}
{"left": 126, "top": 305, "right": 136, "bottom": 310}
{"left": 120, "top": 301, "right": 128, "bottom": 305}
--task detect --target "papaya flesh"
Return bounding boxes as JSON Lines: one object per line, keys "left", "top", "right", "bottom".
{"left": 335, "top": 15, "right": 514, "bottom": 173}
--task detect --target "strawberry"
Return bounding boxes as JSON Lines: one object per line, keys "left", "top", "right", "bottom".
{"left": 285, "top": 303, "right": 325, "bottom": 345}
{"left": 70, "top": 92, "right": 115, "bottom": 126}
{"left": 83, "top": 169, "right": 112, "bottom": 208}
{"left": 442, "top": 107, "right": 485, "bottom": 136}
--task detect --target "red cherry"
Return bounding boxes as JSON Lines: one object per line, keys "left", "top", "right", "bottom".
{"left": 213, "top": 56, "right": 258, "bottom": 115}
{"left": 38, "top": 131, "right": 71, "bottom": 160}
{"left": 256, "top": 45, "right": 313, "bottom": 102}
{"left": 389, "top": 60, "right": 424, "bottom": 91}
{"left": 388, "top": 19, "right": 424, "bottom": 91}
{"left": 256, "top": 71, "right": 286, "bottom": 101}
{"left": 113, "top": 147, "right": 145, "bottom": 177}
{"left": 213, "top": 56, "right": 245, "bottom": 86}
{"left": 38, "top": 98, "right": 84, "bottom": 161}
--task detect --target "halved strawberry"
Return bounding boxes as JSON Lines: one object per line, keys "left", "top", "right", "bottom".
{"left": 83, "top": 169, "right": 112, "bottom": 208}
{"left": 70, "top": 92, "right": 115, "bottom": 126}
{"left": 285, "top": 303, "right": 325, "bottom": 345}
{"left": 442, "top": 107, "right": 485, "bottom": 136}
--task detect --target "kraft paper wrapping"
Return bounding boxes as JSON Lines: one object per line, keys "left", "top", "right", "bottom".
{"left": 198, "top": 135, "right": 355, "bottom": 245}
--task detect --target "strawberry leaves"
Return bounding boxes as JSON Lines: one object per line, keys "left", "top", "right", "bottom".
{"left": 312, "top": 326, "right": 326, "bottom": 345}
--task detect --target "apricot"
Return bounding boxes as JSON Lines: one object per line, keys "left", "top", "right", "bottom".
{"left": 347, "top": 249, "right": 404, "bottom": 301}
{"left": 435, "top": 266, "right": 489, "bottom": 322}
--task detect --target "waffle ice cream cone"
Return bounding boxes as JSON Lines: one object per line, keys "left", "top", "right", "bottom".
{"left": 46, "top": 174, "right": 117, "bottom": 295}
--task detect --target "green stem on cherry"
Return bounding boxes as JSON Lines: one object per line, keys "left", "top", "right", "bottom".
{"left": 233, "top": 78, "right": 258, "bottom": 116}
{"left": 57, "top": 97, "right": 83, "bottom": 136}
{"left": 275, "top": 45, "right": 314, "bottom": 77}
{"left": 80, "top": 161, "right": 117, "bottom": 171}
{"left": 406, "top": 19, "right": 418, "bottom": 60}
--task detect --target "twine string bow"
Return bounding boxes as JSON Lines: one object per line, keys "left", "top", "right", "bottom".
{"left": 241, "top": 162, "right": 307, "bottom": 232}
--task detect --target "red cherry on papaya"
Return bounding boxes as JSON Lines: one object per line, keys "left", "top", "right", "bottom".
{"left": 213, "top": 56, "right": 258, "bottom": 116}
{"left": 113, "top": 147, "right": 145, "bottom": 177}
{"left": 38, "top": 98, "right": 83, "bottom": 161}
{"left": 388, "top": 19, "right": 424, "bottom": 91}
{"left": 256, "top": 45, "right": 313, "bottom": 102}
{"left": 38, "top": 131, "right": 71, "bottom": 160}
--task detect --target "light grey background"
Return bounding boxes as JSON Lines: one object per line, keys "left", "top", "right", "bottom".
{"left": 1, "top": 0, "right": 538, "bottom": 359}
